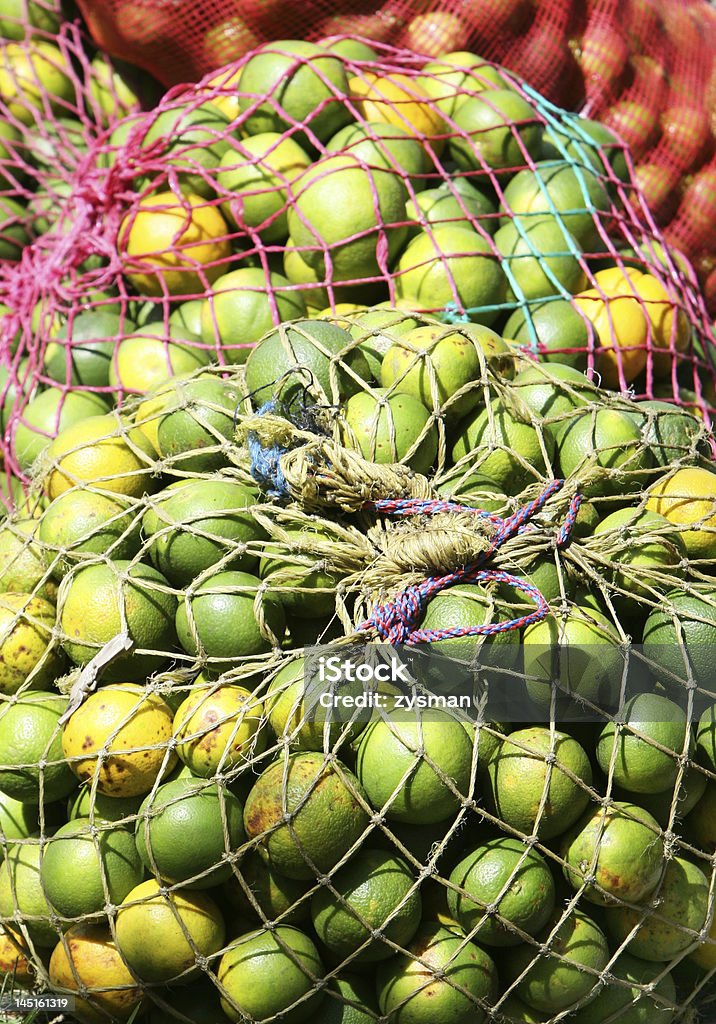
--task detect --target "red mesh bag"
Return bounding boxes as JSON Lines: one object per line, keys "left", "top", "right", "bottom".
{"left": 0, "top": 32, "right": 714, "bottom": 508}
{"left": 74, "top": 0, "right": 716, "bottom": 308}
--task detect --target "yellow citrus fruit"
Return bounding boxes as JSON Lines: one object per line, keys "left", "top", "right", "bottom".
{"left": 62, "top": 683, "right": 177, "bottom": 797}
{"left": 116, "top": 879, "right": 225, "bottom": 983}
{"left": 199, "top": 67, "right": 242, "bottom": 121}
{"left": 646, "top": 466, "right": 716, "bottom": 559}
{"left": 49, "top": 923, "right": 143, "bottom": 1024}
{"left": 592, "top": 266, "right": 644, "bottom": 291}
{"left": 108, "top": 333, "right": 210, "bottom": 394}
{"left": 0, "top": 592, "right": 63, "bottom": 695}
{"left": 173, "top": 679, "right": 265, "bottom": 777}
{"left": 632, "top": 273, "right": 691, "bottom": 376}
{"left": 44, "top": 413, "right": 157, "bottom": 500}
{"left": 0, "top": 41, "right": 74, "bottom": 125}
{"left": 118, "top": 192, "right": 231, "bottom": 296}
{"left": 349, "top": 72, "right": 447, "bottom": 152}
{"left": 0, "top": 926, "right": 32, "bottom": 983}
{"left": 573, "top": 287, "right": 648, "bottom": 388}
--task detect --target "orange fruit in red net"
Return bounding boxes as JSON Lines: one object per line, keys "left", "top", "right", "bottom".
{"left": 117, "top": 192, "right": 231, "bottom": 297}
{"left": 349, "top": 72, "right": 447, "bottom": 154}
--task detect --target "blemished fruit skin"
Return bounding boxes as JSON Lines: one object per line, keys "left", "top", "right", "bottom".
{"left": 243, "top": 752, "right": 370, "bottom": 880}
{"left": 218, "top": 925, "right": 325, "bottom": 1023}
{"left": 49, "top": 923, "right": 143, "bottom": 1024}
{"left": 561, "top": 801, "right": 664, "bottom": 905}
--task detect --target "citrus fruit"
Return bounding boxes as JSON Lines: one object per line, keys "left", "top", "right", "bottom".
{"left": 523, "top": 605, "right": 623, "bottom": 708}
{"left": 447, "top": 836, "right": 555, "bottom": 946}
{"left": 311, "top": 848, "right": 422, "bottom": 962}
{"left": 562, "top": 801, "right": 664, "bottom": 905}
{"left": 116, "top": 878, "right": 225, "bottom": 983}
{"left": 287, "top": 154, "right": 408, "bottom": 281}
{"left": 49, "top": 922, "right": 143, "bottom": 1024}
{"left": 405, "top": 178, "right": 496, "bottom": 234}
{"left": 557, "top": 407, "right": 653, "bottom": 497}
{"left": 606, "top": 856, "right": 709, "bottom": 961}
{"left": 349, "top": 72, "right": 446, "bottom": 150}
{"left": 0, "top": 926, "right": 32, "bottom": 983}
{"left": 689, "top": 872, "right": 716, "bottom": 969}
{"left": 593, "top": 508, "right": 686, "bottom": 602}
{"left": 245, "top": 318, "right": 367, "bottom": 406}
{"left": 315, "top": 973, "right": 379, "bottom": 1024}
{"left": 497, "top": 216, "right": 586, "bottom": 303}
{"left": 239, "top": 40, "right": 350, "bottom": 141}
{"left": 0, "top": 518, "right": 56, "bottom": 601}
{"left": 395, "top": 225, "right": 505, "bottom": 324}
{"left": 43, "top": 309, "right": 134, "bottom": 388}
{"left": 199, "top": 267, "right": 306, "bottom": 362}
{"left": 508, "top": 909, "right": 609, "bottom": 1013}
{"left": 44, "top": 413, "right": 157, "bottom": 500}
{"left": 140, "top": 101, "right": 231, "bottom": 199}
{"left": 327, "top": 120, "right": 431, "bottom": 182}
{"left": 0, "top": 592, "right": 63, "bottom": 694}
{"left": 156, "top": 375, "right": 243, "bottom": 473}
{"left": 696, "top": 702, "right": 716, "bottom": 773}
{"left": 266, "top": 656, "right": 365, "bottom": 751}
{"left": 568, "top": 952, "right": 676, "bottom": 1024}
{"left": 173, "top": 680, "right": 265, "bottom": 777}
{"left": 376, "top": 923, "right": 497, "bottom": 1024}
{"left": 0, "top": 41, "right": 73, "bottom": 125}
{"left": 421, "top": 52, "right": 511, "bottom": 116}
{"left": 342, "top": 388, "right": 438, "bottom": 473}
{"left": 41, "top": 816, "right": 143, "bottom": 918}
{"left": 646, "top": 466, "right": 716, "bottom": 559}
{"left": 0, "top": 842, "right": 56, "bottom": 945}
{"left": 486, "top": 727, "right": 592, "bottom": 838}
{"left": 596, "top": 693, "right": 691, "bottom": 795}
{"left": 434, "top": 471, "right": 509, "bottom": 513}
{"left": 0, "top": 790, "right": 37, "bottom": 845}
{"left": 217, "top": 132, "right": 310, "bottom": 239}
{"left": 451, "top": 398, "right": 555, "bottom": 494}
{"left": 450, "top": 89, "right": 543, "bottom": 171}
{"left": 544, "top": 117, "right": 629, "bottom": 184}
{"left": 218, "top": 924, "right": 325, "bottom": 1023}
{"left": 573, "top": 287, "right": 648, "bottom": 388}
{"left": 0, "top": 358, "right": 33, "bottom": 434}
{"left": 499, "top": 994, "right": 548, "bottom": 1023}
{"left": 222, "top": 851, "right": 310, "bottom": 926}
{"left": 417, "top": 583, "right": 519, "bottom": 671}
{"left": 259, "top": 523, "right": 346, "bottom": 619}
{"left": 107, "top": 332, "right": 210, "bottom": 393}
{"left": 504, "top": 298, "right": 591, "bottom": 368}
{"left": 142, "top": 477, "right": 264, "bottom": 587}
{"left": 630, "top": 400, "right": 707, "bottom": 468}
{"left": 356, "top": 712, "right": 473, "bottom": 824}
{"left": 632, "top": 273, "right": 690, "bottom": 376}
{"left": 381, "top": 321, "right": 512, "bottom": 425}
{"left": 135, "top": 776, "right": 245, "bottom": 888}
{"left": 501, "top": 161, "right": 611, "bottom": 250}
{"left": 170, "top": 298, "right": 204, "bottom": 338}
{"left": 282, "top": 246, "right": 329, "bottom": 309}
{"left": 243, "top": 751, "right": 370, "bottom": 880}
{"left": 176, "top": 568, "right": 285, "bottom": 661}
{"left": 0, "top": 692, "right": 74, "bottom": 803}
{"left": 88, "top": 54, "right": 145, "bottom": 126}
{"left": 59, "top": 560, "right": 177, "bottom": 679}
{"left": 0, "top": 0, "right": 59, "bottom": 39}
{"left": 68, "top": 787, "right": 142, "bottom": 826}
{"left": 13, "top": 388, "right": 109, "bottom": 471}
{"left": 62, "top": 683, "right": 177, "bottom": 797}
{"left": 118, "top": 191, "right": 231, "bottom": 296}
{"left": 320, "top": 36, "right": 378, "bottom": 60}
{"left": 39, "top": 490, "right": 140, "bottom": 578}
{"left": 511, "top": 362, "right": 592, "bottom": 438}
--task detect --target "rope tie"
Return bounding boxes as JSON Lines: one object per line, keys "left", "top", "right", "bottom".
{"left": 359, "top": 482, "right": 582, "bottom": 645}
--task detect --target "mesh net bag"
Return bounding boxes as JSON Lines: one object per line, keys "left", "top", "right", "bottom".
{"left": 72, "top": 0, "right": 716, "bottom": 312}
{"left": 1, "top": 314, "right": 716, "bottom": 1021}
{"left": 1, "top": 32, "right": 715, "bottom": 511}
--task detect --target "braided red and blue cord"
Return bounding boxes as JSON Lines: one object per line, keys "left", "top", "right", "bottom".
{"left": 359, "top": 479, "right": 581, "bottom": 645}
